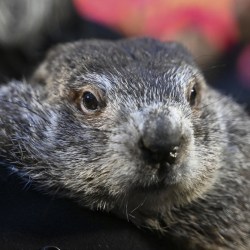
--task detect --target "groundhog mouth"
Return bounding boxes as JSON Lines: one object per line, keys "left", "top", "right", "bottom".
{"left": 134, "top": 180, "right": 169, "bottom": 193}
{"left": 132, "top": 167, "right": 175, "bottom": 193}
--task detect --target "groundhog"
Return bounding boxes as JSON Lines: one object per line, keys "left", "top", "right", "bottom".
{"left": 0, "top": 38, "right": 249, "bottom": 249}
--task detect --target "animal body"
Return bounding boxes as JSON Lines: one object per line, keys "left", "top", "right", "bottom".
{"left": 0, "top": 38, "right": 249, "bottom": 249}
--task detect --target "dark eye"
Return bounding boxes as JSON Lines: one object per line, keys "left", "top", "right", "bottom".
{"left": 189, "top": 84, "right": 197, "bottom": 106}
{"left": 82, "top": 91, "right": 99, "bottom": 111}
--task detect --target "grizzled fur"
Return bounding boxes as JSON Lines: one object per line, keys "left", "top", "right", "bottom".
{"left": 0, "top": 38, "right": 250, "bottom": 249}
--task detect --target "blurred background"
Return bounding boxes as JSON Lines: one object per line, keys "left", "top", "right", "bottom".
{"left": 0, "top": 0, "right": 249, "bottom": 109}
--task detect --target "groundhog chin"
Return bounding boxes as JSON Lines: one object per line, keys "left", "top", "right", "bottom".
{"left": 108, "top": 168, "right": 217, "bottom": 231}
{"left": 93, "top": 159, "right": 214, "bottom": 215}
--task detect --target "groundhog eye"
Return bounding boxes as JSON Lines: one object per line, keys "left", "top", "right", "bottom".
{"left": 82, "top": 91, "right": 99, "bottom": 111}
{"left": 189, "top": 84, "right": 197, "bottom": 106}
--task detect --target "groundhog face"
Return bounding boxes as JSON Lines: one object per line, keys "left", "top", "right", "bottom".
{"left": 30, "top": 38, "right": 226, "bottom": 227}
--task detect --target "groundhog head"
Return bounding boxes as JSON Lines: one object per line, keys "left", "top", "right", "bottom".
{"left": 26, "top": 38, "right": 226, "bottom": 228}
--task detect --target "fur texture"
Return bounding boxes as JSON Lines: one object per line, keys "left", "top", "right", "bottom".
{"left": 0, "top": 38, "right": 249, "bottom": 249}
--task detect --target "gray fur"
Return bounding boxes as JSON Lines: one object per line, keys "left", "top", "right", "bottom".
{"left": 0, "top": 38, "right": 249, "bottom": 249}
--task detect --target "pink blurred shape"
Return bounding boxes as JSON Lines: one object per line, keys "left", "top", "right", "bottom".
{"left": 73, "top": 0, "right": 238, "bottom": 51}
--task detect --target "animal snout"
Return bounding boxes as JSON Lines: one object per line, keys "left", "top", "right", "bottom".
{"left": 139, "top": 112, "right": 183, "bottom": 165}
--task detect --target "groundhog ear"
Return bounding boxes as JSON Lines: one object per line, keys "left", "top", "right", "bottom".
{"left": 30, "top": 43, "right": 65, "bottom": 86}
{"left": 30, "top": 61, "right": 49, "bottom": 86}
{"left": 164, "top": 41, "right": 197, "bottom": 66}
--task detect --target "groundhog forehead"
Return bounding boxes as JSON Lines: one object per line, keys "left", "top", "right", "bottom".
{"left": 33, "top": 37, "right": 201, "bottom": 104}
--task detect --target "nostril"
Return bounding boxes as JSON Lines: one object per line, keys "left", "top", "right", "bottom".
{"left": 139, "top": 138, "right": 180, "bottom": 165}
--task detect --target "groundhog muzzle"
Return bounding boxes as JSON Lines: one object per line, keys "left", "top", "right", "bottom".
{"left": 0, "top": 38, "right": 249, "bottom": 249}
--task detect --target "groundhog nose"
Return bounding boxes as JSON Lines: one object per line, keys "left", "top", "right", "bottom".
{"left": 140, "top": 114, "right": 182, "bottom": 165}
{"left": 139, "top": 137, "right": 180, "bottom": 165}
